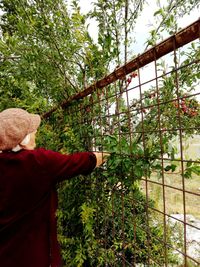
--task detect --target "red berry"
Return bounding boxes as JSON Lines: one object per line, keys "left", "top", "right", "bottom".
{"left": 131, "top": 72, "right": 137, "bottom": 78}
{"left": 190, "top": 111, "right": 198, "bottom": 117}
{"left": 182, "top": 107, "right": 188, "bottom": 114}
{"left": 126, "top": 77, "right": 132, "bottom": 83}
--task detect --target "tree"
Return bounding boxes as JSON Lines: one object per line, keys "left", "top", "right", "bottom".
{"left": 0, "top": 0, "right": 199, "bottom": 266}
{"left": 0, "top": 0, "right": 109, "bottom": 113}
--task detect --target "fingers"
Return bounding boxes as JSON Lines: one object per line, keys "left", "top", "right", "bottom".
{"left": 93, "top": 152, "right": 110, "bottom": 167}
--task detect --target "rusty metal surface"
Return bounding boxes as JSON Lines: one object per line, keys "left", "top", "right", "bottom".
{"left": 42, "top": 19, "right": 199, "bottom": 119}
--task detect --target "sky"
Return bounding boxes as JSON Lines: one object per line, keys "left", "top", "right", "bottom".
{"left": 75, "top": 0, "right": 199, "bottom": 102}
{"left": 72, "top": 0, "right": 200, "bottom": 106}
{"left": 0, "top": 1, "right": 199, "bottom": 54}
{"left": 0, "top": 0, "right": 199, "bottom": 96}
{"left": 77, "top": 0, "right": 199, "bottom": 54}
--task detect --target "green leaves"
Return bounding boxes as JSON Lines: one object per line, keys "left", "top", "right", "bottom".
{"left": 1, "top": 1, "right": 199, "bottom": 266}
{"left": 164, "top": 164, "right": 177, "bottom": 172}
{"left": 154, "top": 8, "right": 165, "bottom": 17}
{"left": 90, "top": 0, "right": 144, "bottom": 66}
{"left": 74, "top": 244, "right": 87, "bottom": 267}
{"left": 184, "top": 162, "right": 200, "bottom": 178}
{"left": 80, "top": 203, "right": 95, "bottom": 234}
{"left": 0, "top": 0, "right": 110, "bottom": 111}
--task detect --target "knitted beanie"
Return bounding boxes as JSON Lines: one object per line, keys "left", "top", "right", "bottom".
{"left": 0, "top": 108, "right": 41, "bottom": 151}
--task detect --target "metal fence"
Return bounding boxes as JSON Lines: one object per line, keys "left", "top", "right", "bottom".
{"left": 44, "top": 19, "right": 200, "bottom": 266}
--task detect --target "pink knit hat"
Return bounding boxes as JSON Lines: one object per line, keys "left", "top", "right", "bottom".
{"left": 0, "top": 108, "right": 41, "bottom": 151}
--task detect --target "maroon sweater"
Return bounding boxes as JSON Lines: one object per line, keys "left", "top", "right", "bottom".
{"left": 0, "top": 148, "right": 96, "bottom": 267}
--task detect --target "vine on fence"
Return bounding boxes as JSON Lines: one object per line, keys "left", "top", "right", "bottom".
{"left": 0, "top": 1, "right": 199, "bottom": 266}
{"left": 48, "top": 45, "right": 200, "bottom": 266}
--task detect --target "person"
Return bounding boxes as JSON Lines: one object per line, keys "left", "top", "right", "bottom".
{"left": 0, "top": 108, "right": 109, "bottom": 267}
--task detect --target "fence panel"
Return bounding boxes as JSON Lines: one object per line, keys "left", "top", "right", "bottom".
{"left": 44, "top": 20, "right": 200, "bottom": 266}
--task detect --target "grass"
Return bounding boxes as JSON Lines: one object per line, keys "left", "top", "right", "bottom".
{"left": 140, "top": 171, "right": 200, "bottom": 266}
{"left": 140, "top": 171, "right": 200, "bottom": 219}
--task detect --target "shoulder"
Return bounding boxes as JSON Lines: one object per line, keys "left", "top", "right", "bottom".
{"left": 12, "top": 148, "right": 61, "bottom": 165}
{"left": 28, "top": 147, "right": 62, "bottom": 162}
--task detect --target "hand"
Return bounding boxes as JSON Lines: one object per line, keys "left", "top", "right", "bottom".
{"left": 93, "top": 152, "right": 110, "bottom": 167}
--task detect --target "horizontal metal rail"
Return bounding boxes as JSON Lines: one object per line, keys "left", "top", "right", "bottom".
{"left": 42, "top": 18, "right": 200, "bottom": 119}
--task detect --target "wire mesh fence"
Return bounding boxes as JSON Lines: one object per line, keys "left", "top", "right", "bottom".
{"left": 44, "top": 20, "right": 200, "bottom": 266}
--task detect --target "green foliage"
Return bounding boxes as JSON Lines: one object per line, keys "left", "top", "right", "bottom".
{"left": 89, "top": 0, "right": 145, "bottom": 66}
{"left": 1, "top": 1, "right": 199, "bottom": 266}
{"left": 54, "top": 44, "right": 199, "bottom": 265}
{"left": 0, "top": 0, "right": 109, "bottom": 113}
{"left": 146, "top": 0, "right": 200, "bottom": 48}
{"left": 184, "top": 161, "right": 200, "bottom": 178}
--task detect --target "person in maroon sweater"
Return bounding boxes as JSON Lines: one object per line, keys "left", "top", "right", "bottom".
{"left": 0, "top": 108, "right": 109, "bottom": 267}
